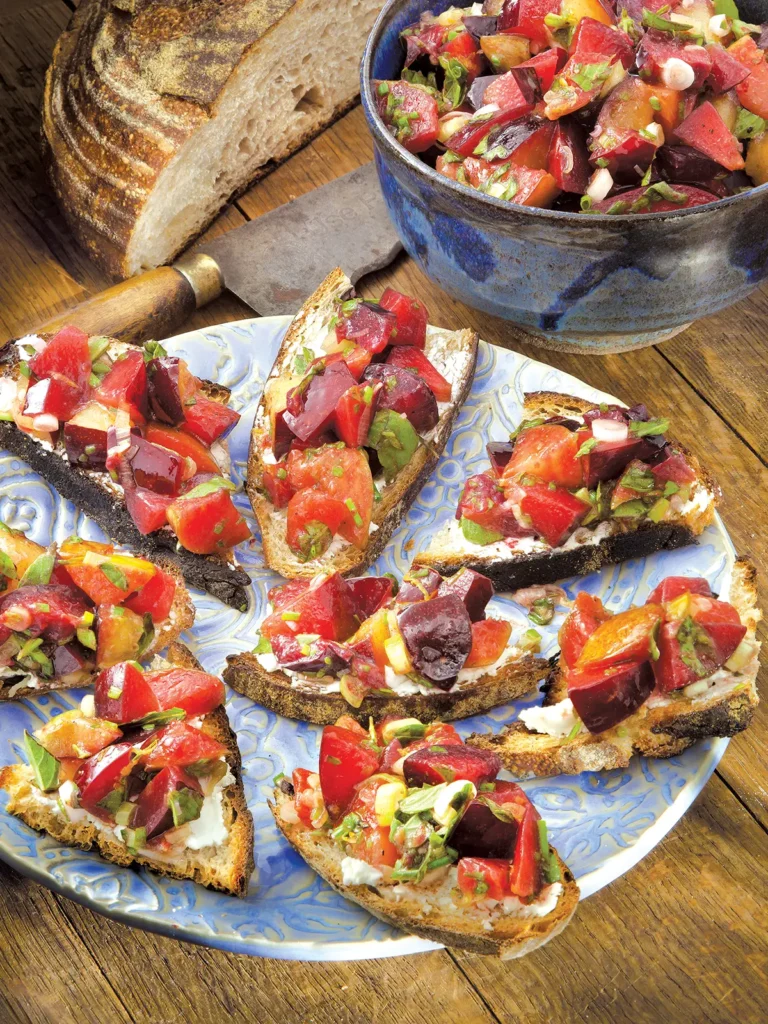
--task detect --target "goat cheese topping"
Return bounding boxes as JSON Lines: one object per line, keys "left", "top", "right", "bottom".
{"left": 519, "top": 698, "right": 580, "bottom": 738}
{"left": 340, "top": 856, "right": 383, "bottom": 886}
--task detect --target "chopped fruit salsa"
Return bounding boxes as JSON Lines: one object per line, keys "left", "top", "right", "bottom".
{"left": 17, "top": 662, "right": 232, "bottom": 856}
{"left": 253, "top": 566, "right": 531, "bottom": 708}
{"left": 258, "top": 289, "right": 452, "bottom": 562}
{"left": 450, "top": 401, "right": 705, "bottom": 550}
{"left": 524, "top": 576, "right": 753, "bottom": 735}
{"left": 277, "top": 717, "right": 562, "bottom": 909}
{"left": 4, "top": 328, "right": 250, "bottom": 555}
{"left": 375, "top": 2, "right": 768, "bottom": 213}
{"left": 0, "top": 527, "right": 178, "bottom": 695}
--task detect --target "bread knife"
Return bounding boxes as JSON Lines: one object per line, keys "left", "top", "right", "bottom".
{"left": 34, "top": 162, "right": 402, "bottom": 344}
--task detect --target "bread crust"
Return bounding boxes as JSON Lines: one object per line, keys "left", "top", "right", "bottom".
{"left": 0, "top": 341, "right": 250, "bottom": 610}
{"left": 414, "top": 391, "right": 720, "bottom": 590}
{"left": 246, "top": 268, "right": 479, "bottom": 579}
{"left": 270, "top": 789, "right": 579, "bottom": 958}
{"left": 223, "top": 649, "right": 547, "bottom": 725}
{"left": 0, "top": 556, "right": 195, "bottom": 702}
{"left": 43, "top": 0, "right": 378, "bottom": 277}
{"left": 0, "top": 642, "right": 254, "bottom": 897}
{"left": 467, "top": 558, "right": 761, "bottom": 776}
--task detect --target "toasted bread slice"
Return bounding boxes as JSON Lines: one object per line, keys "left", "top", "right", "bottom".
{"left": 467, "top": 559, "right": 761, "bottom": 776}
{"left": 0, "top": 555, "right": 195, "bottom": 702}
{"left": 271, "top": 788, "right": 578, "bottom": 958}
{"left": 223, "top": 646, "right": 547, "bottom": 725}
{"left": 246, "top": 268, "right": 479, "bottom": 579}
{"left": 0, "top": 642, "right": 254, "bottom": 897}
{"left": 0, "top": 341, "right": 250, "bottom": 610}
{"left": 414, "top": 391, "right": 719, "bottom": 591}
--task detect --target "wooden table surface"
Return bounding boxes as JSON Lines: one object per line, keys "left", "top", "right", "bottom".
{"left": 2, "top": 3, "right": 768, "bottom": 1023}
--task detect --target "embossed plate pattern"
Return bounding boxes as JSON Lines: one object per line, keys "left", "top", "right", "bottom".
{"left": 0, "top": 317, "right": 733, "bottom": 959}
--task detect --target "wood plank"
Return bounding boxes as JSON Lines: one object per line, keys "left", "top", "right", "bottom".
{"left": 661, "top": 290, "right": 768, "bottom": 465}
{"left": 0, "top": 0, "right": 105, "bottom": 297}
{"left": 0, "top": 862, "right": 132, "bottom": 1024}
{"left": 53, "top": 896, "right": 498, "bottom": 1024}
{"left": 452, "top": 774, "right": 768, "bottom": 1024}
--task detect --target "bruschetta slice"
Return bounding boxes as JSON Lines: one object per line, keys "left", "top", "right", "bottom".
{"left": 468, "top": 559, "right": 761, "bottom": 774}
{"left": 415, "top": 391, "right": 718, "bottom": 590}
{"left": 0, "top": 328, "right": 251, "bottom": 608}
{"left": 223, "top": 565, "right": 547, "bottom": 724}
{"left": 247, "top": 269, "right": 478, "bottom": 579}
{"left": 271, "top": 716, "right": 579, "bottom": 958}
{"left": 0, "top": 643, "right": 254, "bottom": 897}
{"left": 0, "top": 525, "right": 194, "bottom": 701}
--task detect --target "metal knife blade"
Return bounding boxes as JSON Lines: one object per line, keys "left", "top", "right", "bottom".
{"left": 199, "top": 162, "right": 402, "bottom": 316}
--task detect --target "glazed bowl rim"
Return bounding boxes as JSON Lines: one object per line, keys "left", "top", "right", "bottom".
{"left": 360, "top": 0, "right": 768, "bottom": 224}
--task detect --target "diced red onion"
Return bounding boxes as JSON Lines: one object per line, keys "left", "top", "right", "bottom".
{"left": 591, "top": 418, "right": 629, "bottom": 442}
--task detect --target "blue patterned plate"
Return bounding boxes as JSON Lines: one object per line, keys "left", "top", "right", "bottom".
{"left": 0, "top": 318, "right": 734, "bottom": 960}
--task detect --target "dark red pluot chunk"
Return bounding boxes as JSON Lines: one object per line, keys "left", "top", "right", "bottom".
{"left": 132, "top": 765, "right": 202, "bottom": 840}
{"left": 362, "top": 363, "right": 439, "bottom": 433}
{"left": 0, "top": 585, "right": 90, "bottom": 643}
{"left": 396, "top": 567, "right": 443, "bottom": 604}
{"left": 582, "top": 437, "right": 658, "bottom": 488}
{"left": 403, "top": 744, "right": 502, "bottom": 787}
{"left": 336, "top": 301, "right": 396, "bottom": 354}
{"left": 437, "top": 568, "right": 494, "bottom": 622}
{"left": 398, "top": 593, "right": 473, "bottom": 686}
{"left": 568, "top": 659, "right": 655, "bottom": 733}
{"left": 76, "top": 742, "right": 136, "bottom": 821}
{"left": 346, "top": 576, "right": 395, "bottom": 618}
{"left": 486, "top": 442, "right": 515, "bottom": 476}
{"left": 147, "top": 357, "right": 197, "bottom": 425}
{"left": 449, "top": 798, "right": 518, "bottom": 859}
{"left": 284, "top": 361, "right": 357, "bottom": 442}
{"left": 129, "top": 437, "right": 186, "bottom": 495}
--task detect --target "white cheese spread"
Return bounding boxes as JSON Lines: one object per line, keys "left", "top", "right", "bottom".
{"left": 340, "top": 856, "right": 383, "bottom": 886}
{"left": 519, "top": 698, "right": 580, "bottom": 738}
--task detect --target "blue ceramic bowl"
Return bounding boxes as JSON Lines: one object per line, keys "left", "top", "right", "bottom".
{"left": 360, "top": 0, "right": 768, "bottom": 353}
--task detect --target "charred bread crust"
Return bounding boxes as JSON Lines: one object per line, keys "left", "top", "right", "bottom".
{"left": 416, "top": 522, "right": 699, "bottom": 592}
{"left": 0, "top": 559, "right": 195, "bottom": 701}
{"left": 222, "top": 650, "right": 548, "bottom": 725}
{"left": 414, "top": 392, "right": 720, "bottom": 590}
{"left": 246, "top": 269, "right": 479, "bottom": 580}
{"left": 270, "top": 789, "right": 579, "bottom": 958}
{"left": 0, "top": 642, "right": 254, "bottom": 897}
{"left": 467, "top": 558, "right": 761, "bottom": 776}
{"left": 0, "top": 344, "right": 250, "bottom": 610}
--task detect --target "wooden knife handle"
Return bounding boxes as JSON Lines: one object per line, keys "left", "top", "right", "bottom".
{"left": 34, "top": 254, "right": 224, "bottom": 344}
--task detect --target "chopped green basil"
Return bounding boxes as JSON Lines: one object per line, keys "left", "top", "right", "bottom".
{"left": 19, "top": 551, "right": 55, "bottom": 587}
{"left": 23, "top": 732, "right": 60, "bottom": 792}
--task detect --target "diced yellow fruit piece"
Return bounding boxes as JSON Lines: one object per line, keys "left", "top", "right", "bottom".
{"left": 380, "top": 718, "right": 424, "bottom": 745}
{"left": 725, "top": 640, "right": 754, "bottom": 672}
{"left": 374, "top": 781, "right": 408, "bottom": 826}
{"left": 666, "top": 593, "right": 690, "bottom": 621}
{"left": 746, "top": 132, "right": 768, "bottom": 187}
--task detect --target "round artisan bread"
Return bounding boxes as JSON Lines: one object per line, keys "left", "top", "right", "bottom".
{"left": 43, "top": 0, "right": 384, "bottom": 278}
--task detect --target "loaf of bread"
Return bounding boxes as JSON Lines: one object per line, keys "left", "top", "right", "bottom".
{"left": 43, "top": 0, "right": 383, "bottom": 278}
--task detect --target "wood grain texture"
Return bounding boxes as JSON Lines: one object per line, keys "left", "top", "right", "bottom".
{"left": 0, "top": 5, "right": 767, "bottom": 1022}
